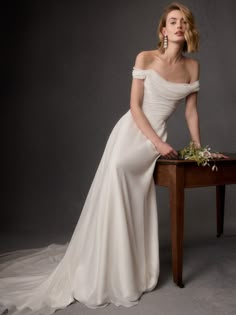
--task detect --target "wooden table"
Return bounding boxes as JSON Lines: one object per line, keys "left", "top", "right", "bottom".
{"left": 153, "top": 153, "right": 236, "bottom": 288}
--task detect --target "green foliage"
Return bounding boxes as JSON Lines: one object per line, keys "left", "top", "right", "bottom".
{"left": 178, "top": 142, "right": 218, "bottom": 171}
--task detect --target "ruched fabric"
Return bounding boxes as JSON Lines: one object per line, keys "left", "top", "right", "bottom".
{"left": 132, "top": 68, "right": 147, "bottom": 79}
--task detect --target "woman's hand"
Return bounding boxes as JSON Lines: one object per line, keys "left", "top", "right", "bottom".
{"left": 155, "top": 141, "right": 178, "bottom": 159}
{"left": 211, "top": 152, "right": 229, "bottom": 159}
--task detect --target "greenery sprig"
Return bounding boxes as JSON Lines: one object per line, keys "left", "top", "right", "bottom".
{"left": 178, "top": 142, "right": 218, "bottom": 171}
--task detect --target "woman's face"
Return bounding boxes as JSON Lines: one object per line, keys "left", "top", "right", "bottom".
{"left": 162, "top": 9, "right": 188, "bottom": 45}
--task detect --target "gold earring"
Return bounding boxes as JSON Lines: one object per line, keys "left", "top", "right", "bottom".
{"left": 163, "top": 35, "right": 168, "bottom": 49}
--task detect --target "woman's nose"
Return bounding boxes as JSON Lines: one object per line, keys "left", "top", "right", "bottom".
{"left": 177, "top": 22, "right": 182, "bottom": 29}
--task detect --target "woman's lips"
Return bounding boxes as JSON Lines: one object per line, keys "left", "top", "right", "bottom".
{"left": 175, "top": 32, "right": 184, "bottom": 36}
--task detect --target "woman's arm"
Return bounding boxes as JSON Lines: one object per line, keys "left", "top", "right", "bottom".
{"left": 185, "top": 91, "right": 201, "bottom": 147}
{"left": 185, "top": 60, "right": 228, "bottom": 159}
{"left": 185, "top": 59, "right": 201, "bottom": 148}
{"left": 130, "top": 52, "right": 178, "bottom": 158}
{"left": 185, "top": 91, "right": 228, "bottom": 158}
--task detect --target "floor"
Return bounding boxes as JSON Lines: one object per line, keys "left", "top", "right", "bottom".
{"left": 1, "top": 232, "right": 236, "bottom": 315}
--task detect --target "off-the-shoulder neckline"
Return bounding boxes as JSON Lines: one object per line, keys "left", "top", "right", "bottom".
{"left": 133, "top": 67, "right": 199, "bottom": 85}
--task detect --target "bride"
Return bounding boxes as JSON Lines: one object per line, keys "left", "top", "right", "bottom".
{"left": 0, "top": 2, "right": 226, "bottom": 315}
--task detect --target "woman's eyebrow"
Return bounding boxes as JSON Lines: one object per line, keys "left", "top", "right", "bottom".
{"left": 168, "top": 17, "right": 186, "bottom": 20}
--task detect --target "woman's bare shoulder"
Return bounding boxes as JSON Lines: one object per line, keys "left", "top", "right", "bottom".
{"left": 134, "top": 50, "right": 158, "bottom": 69}
{"left": 184, "top": 56, "right": 200, "bottom": 81}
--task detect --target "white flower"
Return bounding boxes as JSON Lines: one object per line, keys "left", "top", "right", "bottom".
{"left": 212, "top": 164, "right": 218, "bottom": 171}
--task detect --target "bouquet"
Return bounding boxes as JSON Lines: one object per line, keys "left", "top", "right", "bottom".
{"left": 178, "top": 142, "right": 219, "bottom": 171}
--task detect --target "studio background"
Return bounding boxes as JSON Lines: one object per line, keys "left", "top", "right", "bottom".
{"left": 1, "top": 0, "right": 236, "bottom": 250}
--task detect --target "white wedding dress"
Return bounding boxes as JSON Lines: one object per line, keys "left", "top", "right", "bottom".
{"left": 0, "top": 68, "right": 200, "bottom": 315}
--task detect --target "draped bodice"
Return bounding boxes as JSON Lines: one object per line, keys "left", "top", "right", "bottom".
{"left": 132, "top": 67, "right": 200, "bottom": 137}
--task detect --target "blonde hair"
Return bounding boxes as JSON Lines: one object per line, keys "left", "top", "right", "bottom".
{"left": 157, "top": 2, "right": 199, "bottom": 53}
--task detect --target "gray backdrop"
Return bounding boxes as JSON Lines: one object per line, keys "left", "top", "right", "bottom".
{"left": 1, "top": 0, "right": 236, "bottom": 248}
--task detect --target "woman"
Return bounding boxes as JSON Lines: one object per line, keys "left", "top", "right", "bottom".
{"left": 0, "top": 2, "right": 226, "bottom": 315}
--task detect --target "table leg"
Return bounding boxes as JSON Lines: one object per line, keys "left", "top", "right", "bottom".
{"left": 216, "top": 185, "right": 225, "bottom": 237}
{"left": 169, "top": 165, "right": 185, "bottom": 288}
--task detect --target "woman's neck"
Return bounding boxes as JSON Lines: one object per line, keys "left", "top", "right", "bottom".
{"left": 161, "top": 44, "right": 184, "bottom": 65}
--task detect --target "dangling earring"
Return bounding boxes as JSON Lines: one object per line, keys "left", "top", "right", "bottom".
{"left": 163, "top": 35, "right": 168, "bottom": 49}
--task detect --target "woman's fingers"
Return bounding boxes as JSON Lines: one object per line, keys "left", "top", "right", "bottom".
{"left": 211, "top": 153, "right": 230, "bottom": 159}
{"left": 156, "top": 141, "right": 178, "bottom": 158}
{"left": 219, "top": 153, "right": 229, "bottom": 159}
{"left": 164, "top": 149, "right": 178, "bottom": 159}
